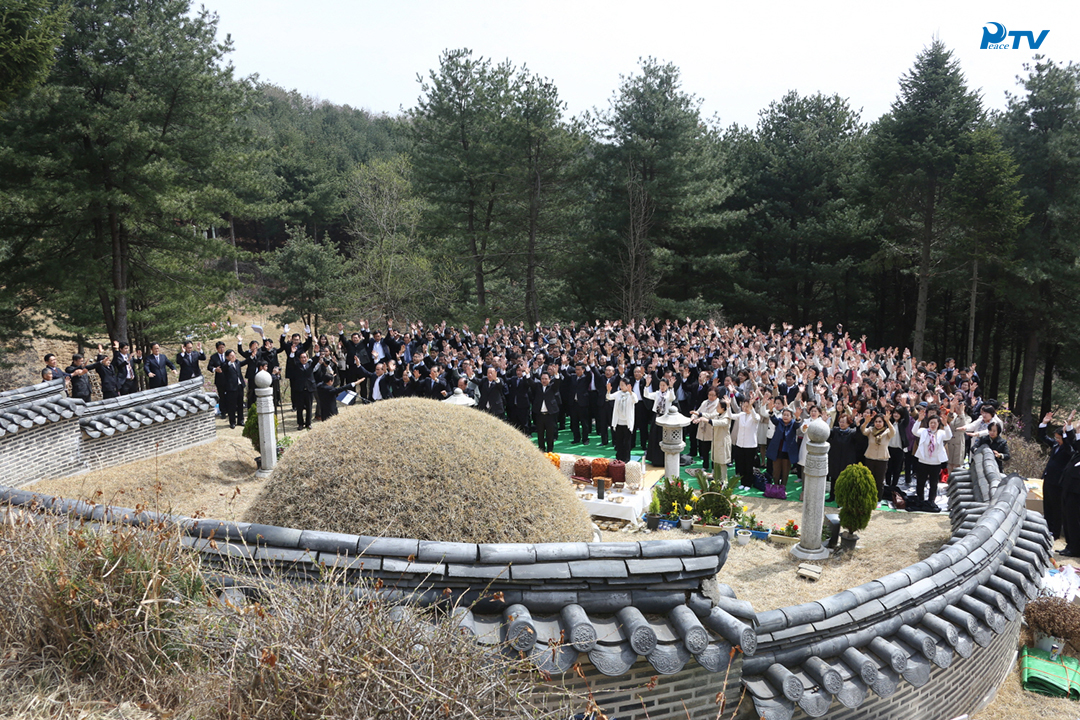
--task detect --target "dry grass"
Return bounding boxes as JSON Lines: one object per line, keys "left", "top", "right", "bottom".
{"left": 0, "top": 511, "right": 572, "bottom": 720}
{"left": 1006, "top": 435, "right": 1048, "bottom": 481}
{"left": 30, "top": 431, "right": 261, "bottom": 521}
{"left": 245, "top": 397, "right": 594, "bottom": 544}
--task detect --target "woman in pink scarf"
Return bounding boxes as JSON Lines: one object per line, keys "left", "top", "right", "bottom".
{"left": 912, "top": 405, "right": 953, "bottom": 509}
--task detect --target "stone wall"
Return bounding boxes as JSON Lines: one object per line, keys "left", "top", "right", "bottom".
{"left": 0, "top": 377, "right": 217, "bottom": 486}
{"left": 0, "top": 439, "right": 1046, "bottom": 720}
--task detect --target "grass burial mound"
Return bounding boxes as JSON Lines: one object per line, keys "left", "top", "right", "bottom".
{"left": 245, "top": 398, "right": 593, "bottom": 544}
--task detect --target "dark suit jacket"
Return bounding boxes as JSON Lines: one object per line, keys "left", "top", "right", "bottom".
{"left": 90, "top": 361, "right": 121, "bottom": 395}
{"left": 280, "top": 335, "right": 312, "bottom": 380}
{"left": 207, "top": 352, "right": 231, "bottom": 392}
{"left": 507, "top": 375, "right": 531, "bottom": 411}
{"left": 219, "top": 359, "right": 246, "bottom": 392}
{"left": 1043, "top": 431, "right": 1076, "bottom": 485}
{"left": 357, "top": 366, "right": 397, "bottom": 400}
{"left": 532, "top": 383, "right": 561, "bottom": 416}
{"left": 143, "top": 353, "right": 176, "bottom": 389}
{"left": 295, "top": 359, "right": 318, "bottom": 393}
{"left": 419, "top": 376, "right": 448, "bottom": 400}
{"left": 176, "top": 351, "right": 205, "bottom": 381}
{"left": 112, "top": 352, "right": 139, "bottom": 386}
{"left": 570, "top": 373, "right": 592, "bottom": 409}
{"left": 477, "top": 376, "right": 507, "bottom": 414}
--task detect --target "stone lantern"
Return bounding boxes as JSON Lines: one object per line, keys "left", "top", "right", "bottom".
{"left": 653, "top": 405, "right": 693, "bottom": 479}
{"left": 254, "top": 370, "right": 276, "bottom": 478}
{"left": 791, "top": 417, "right": 831, "bottom": 560}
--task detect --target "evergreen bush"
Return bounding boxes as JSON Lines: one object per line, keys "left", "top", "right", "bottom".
{"left": 834, "top": 463, "right": 877, "bottom": 535}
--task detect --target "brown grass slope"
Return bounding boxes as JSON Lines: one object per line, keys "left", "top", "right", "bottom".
{"left": 244, "top": 398, "right": 594, "bottom": 543}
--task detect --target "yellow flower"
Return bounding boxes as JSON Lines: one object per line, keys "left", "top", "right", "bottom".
{"left": 742, "top": 505, "right": 748, "bottom": 513}
{"left": 684, "top": 504, "right": 693, "bottom": 513}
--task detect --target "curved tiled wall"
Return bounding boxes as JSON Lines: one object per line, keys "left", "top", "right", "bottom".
{"left": 0, "top": 439, "right": 1051, "bottom": 720}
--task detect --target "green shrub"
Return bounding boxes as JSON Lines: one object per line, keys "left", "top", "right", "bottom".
{"left": 242, "top": 403, "right": 278, "bottom": 454}
{"left": 834, "top": 463, "right": 877, "bottom": 535}
{"left": 653, "top": 476, "right": 696, "bottom": 519}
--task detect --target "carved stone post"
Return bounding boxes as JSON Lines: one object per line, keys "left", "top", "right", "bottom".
{"left": 255, "top": 370, "right": 276, "bottom": 478}
{"left": 791, "top": 417, "right": 831, "bottom": 560}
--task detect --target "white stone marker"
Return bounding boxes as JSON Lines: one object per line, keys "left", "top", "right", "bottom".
{"left": 254, "top": 370, "right": 276, "bottom": 478}
{"left": 791, "top": 417, "right": 832, "bottom": 561}
{"left": 654, "top": 405, "right": 692, "bottom": 480}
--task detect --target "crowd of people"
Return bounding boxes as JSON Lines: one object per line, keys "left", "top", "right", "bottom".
{"left": 39, "top": 317, "right": 1046, "bottom": 514}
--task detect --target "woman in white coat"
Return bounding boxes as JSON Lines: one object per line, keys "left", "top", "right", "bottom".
{"left": 912, "top": 406, "right": 953, "bottom": 507}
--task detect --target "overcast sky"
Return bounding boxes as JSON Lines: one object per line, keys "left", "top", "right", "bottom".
{"left": 196, "top": 0, "right": 1078, "bottom": 128}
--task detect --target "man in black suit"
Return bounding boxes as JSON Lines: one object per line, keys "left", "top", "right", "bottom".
{"left": 420, "top": 365, "right": 448, "bottom": 400}
{"left": 357, "top": 361, "right": 397, "bottom": 401}
{"left": 65, "top": 354, "right": 93, "bottom": 402}
{"left": 90, "top": 347, "right": 121, "bottom": 399}
{"left": 280, "top": 330, "right": 313, "bottom": 391}
{"left": 569, "top": 363, "right": 593, "bottom": 445}
{"left": 176, "top": 340, "right": 206, "bottom": 381}
{"left": 237, "top": 337, "right": 263, "bottom": 410}
{"left": 291, "top": 351, "right": 318, "bottom": 430}
{"left": 206, "top": 341, "right": 230, "bottom": 417}
{"left": 532, "top": 371, "right": 560, "bottom": 452}
{"left": 338, "top": 324, "right": 366, "bottom": 384}
{"left": 143, "top": 343, "right": 176, "bottom": 389}
{"left": 506, "top": 364, "right": 532, "bottom": 433}
{"left": 255, "top": 336, "right": 283, "bottom": 406}
{"left": 113, "top": 342, "right": 141, "bottom": 395}
{"left": 476, "top": 366, "right": 507, "bottom": 418}
{"left": 1042, "top": 411, "right": 1077, "bottom": 543}
{"left": 213, "top": 349, "right": 247, "bottom": 428}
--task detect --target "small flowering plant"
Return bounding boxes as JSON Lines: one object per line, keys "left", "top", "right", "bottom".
{"left": 773, "top": 519, "right": 800, "bottom": 538}
{"left": 741, "top": 513, "right": 768, "bottom": 533}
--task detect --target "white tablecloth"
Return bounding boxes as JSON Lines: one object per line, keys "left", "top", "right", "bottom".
{"left": 577, "top": 486, "right": 649, "bottom": 522}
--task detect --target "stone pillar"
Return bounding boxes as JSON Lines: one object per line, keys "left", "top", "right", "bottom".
{"left": 791, "top": 417, "right": 831, "bottom": 560}
{"left": 254, "top": 370, "right": 276, "bottom": 478}
{"left": 654, "top": 406, "right": 692, "bottom": 479}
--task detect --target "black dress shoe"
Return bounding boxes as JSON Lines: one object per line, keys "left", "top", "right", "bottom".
{"left": 1059, "top": 548, "right": 1080, "bottom": 558}
{"left": 229, "top": 423, "right": 235, "bottom": 429}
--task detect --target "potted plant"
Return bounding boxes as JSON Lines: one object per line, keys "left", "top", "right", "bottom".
{"left": 645, "top": 494, "right": 661, "bottom": 530}
{"left": 769, "top": 519, "right": 800, "bottom": 546}
{"left": 735, "top": 529, "right": 753, "bottom": 545}
{"left": 679, "top": 503, "right": 694, "bottom": 531}
{"left": 834, "top": 463, "right": 877, "bottom": 552}
{"left": 740, "top": 512, "right": 770, "bottom": 540}
{"left": 1024, "top": 597, "right": 1080, "bottom": 655}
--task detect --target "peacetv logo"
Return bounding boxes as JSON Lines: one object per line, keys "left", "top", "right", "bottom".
{"left": 980, "top": 22, "right": 1049, "bottom": 50}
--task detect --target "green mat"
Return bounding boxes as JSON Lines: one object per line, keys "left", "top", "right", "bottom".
{"left": 1020, "top": 645, "right": 1080, "bottom": 699}
{"left": 530, "top": 426, "right": 839, "bottom": 505}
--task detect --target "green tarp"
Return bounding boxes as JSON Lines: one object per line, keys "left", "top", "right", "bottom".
{"left": 1020, "top": 645, "right": 1080, "bottom": 700}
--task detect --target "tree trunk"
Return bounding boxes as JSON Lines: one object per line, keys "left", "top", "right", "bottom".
{"left": 966, "top": 258, "right": 978, "bottom": 365}
{"left": 1016, "top": 327, "right": 1040, "bottom": 440}
{"left": 229, "top": 215, "right": 239, "bottom": 281}
{"left": 912, "top": 200, "right": 934, "bottom": 359}
{"left": 110, "top": 211, "right": 129, "bottom": 344}
{"left": 1007, "top": 335, "right": 1022, "bottom": 412}
{"left": 1041, "top": 343, "right": 1059, "bottom": 418}
{"left": 524, "top": 162, "right": 541, "bottom": 328}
